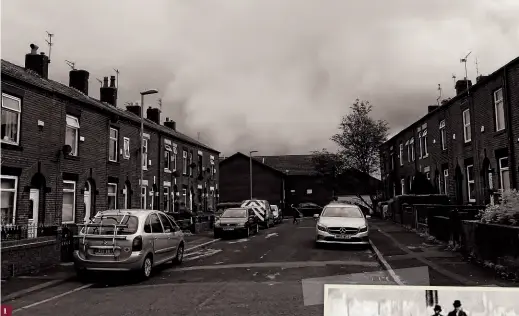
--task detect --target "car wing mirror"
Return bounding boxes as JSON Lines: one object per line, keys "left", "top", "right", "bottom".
{"left": 366, "top": 215, "right": 372, "bottom": 219}
{"left": 313, "top": 214, "right": 320, "bottom": 219}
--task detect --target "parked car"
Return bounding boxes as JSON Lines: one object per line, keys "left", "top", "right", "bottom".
{"left": 314, "top": 203, "right": 371, "bottom": 247}
{"left": 297, "top": 202, "right": 323, "bottom": 217}
{"left": 215, "top": 202, "right": 243, "bottom": 219}
{"left": 271, "top": 205, "right": 282, "bottom": 224}
{"left": 73, "top": 209, "right": 185, "bottom": 280}
{"left": 214, "top": 208, "right": 260, "bottom": 239}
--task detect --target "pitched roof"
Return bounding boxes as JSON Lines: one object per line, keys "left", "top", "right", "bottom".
{"left": 219, "top": 152, "right": 284, "bottom": 175}
{"left": 253, "top": 154, "right": 319, "bottom": 176}
{"left": 1, "top": 59, "right": 219, "bottom": 153}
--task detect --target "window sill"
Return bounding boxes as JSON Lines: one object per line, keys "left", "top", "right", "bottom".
{"left": 165, "top": 169, "right": 172, "bottom": 173}
{"left": 108, "top": 160, "right": 120, "bottom": 165}
{"left": 464, "top": 141, "right": 472, "bottom": 146}
{"left": 123, "top": 156, "right": 130, "bottom": 160}
{"left": 64, "top": 155, "right": 80, "bottom": 161}
{"left": 493, "top": 129, "right": 506, "bottom": 137}
{"left": 1, "top": 142, "right": 23, "bottom": 151}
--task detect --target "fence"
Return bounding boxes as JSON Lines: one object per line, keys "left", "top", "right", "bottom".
{"left": 166, "top": 212, "right": 215, "bottom": 233}
{"left": 1, "top": 223, "right": 59, "bottom": 241}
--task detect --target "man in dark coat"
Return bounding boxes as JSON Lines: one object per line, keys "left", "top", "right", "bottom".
{"left": 447, "top": 300, "right": 467, "bottom": 316}
{"left": 432, "top": 304, "right": 443, "bottom": 316}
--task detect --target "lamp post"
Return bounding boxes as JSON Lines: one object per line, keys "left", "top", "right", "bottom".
{"left": 249, "top": 150, "right": 258, "bottom": 199}
{"left": 140, "top": 89, "right": 159, "bottom": 208}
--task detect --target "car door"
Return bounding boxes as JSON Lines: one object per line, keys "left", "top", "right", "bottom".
{"left": 149, "top": 213, "right": 168, "bottom": 263}
{"left": 158, "top": 212, "right": 178, "bottom": 259}
{"left": 167, "top": 216, "right": 183, "bottom": 249}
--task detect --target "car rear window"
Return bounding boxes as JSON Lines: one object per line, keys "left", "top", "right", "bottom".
{"left": 321, "top": 206, "right": 363, "bottom": 218}
{"left": 82, "top": 215, "right": 139, "bottom": 235}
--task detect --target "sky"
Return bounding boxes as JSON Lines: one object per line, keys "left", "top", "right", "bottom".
{"left": 2, "top": 0, "right": 519, "bottom": 156}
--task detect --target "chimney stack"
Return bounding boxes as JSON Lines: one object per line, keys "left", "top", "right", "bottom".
{"left": 126, "top": 103, "right": 142, "bottom": 117}
{"left": 476, "top": 75, "right": 487, "bottom": 83}
{"left": 25, "top": 44, "right": 49, "bottom": 79}
{"left": 100, "top": 75, "right": 118, "bottom": 106}
{"left": 164, "top": 117, "right": 176, "bottom": 130}
{"left": 455, "top": 79, "right": 472, "bottom": 95}
{"left": 146, "top": 107, "right": 161, "bottom": 125}
{"left": 69, "top": 69, "right": 90, "bottom": 95}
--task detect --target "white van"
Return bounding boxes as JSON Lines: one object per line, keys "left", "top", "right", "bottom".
{"left": 241, "top": 199, "right": 274, "bottom": 228}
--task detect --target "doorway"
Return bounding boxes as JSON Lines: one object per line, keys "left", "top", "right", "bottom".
{"left": 84, "top": 181, "right": 93, "bottom": 223}
{"left": 28, "top": 189, "right": 39, "bottom": 238}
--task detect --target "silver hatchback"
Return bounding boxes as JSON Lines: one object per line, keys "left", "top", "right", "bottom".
{"left": 73, "top": 209, "right": 185, "bottom": 280}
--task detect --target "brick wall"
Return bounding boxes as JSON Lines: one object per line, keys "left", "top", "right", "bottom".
{"left": 1, "top": 237, "right": 61, "bottom": 277}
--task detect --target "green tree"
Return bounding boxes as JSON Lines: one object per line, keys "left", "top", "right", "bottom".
{"left": 312, "top": 99, "right": 389, "bottom": 209}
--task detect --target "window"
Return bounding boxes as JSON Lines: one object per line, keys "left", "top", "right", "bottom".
{"left": 141, "top": 186, "right": 147, "bottom": 209}
{"left": 405, "top": 140, "right": 410, "bottom": 162}
{"left": 62, "top": 180, "right": 76, "bottom": 223}
{"left": 65, "top": 115, "right": 80, "bottom": 156}
{"left": 400, "top": 178, "right": 405, "bottom": 195}
{"left": 494, "top": 88, "right": 505, "bottom": 131}
{"left": 1, "top": 175, "right": 18, "bottom": 224}
{"left": 443, "top": 169, "right": 449, "bottom": 196}
{"left": 197, "top": 153, "right": 203, "bottom": 175}
{"left": 164, "top": 186, "right": 170, "bottom": 212}
{"left": 466, "top": 165, "right": 475, "bottom": 202}
{"left": 418, "top": 131, "right": 423, "bottom": 158}
{"left": 439, "top": 120, "right": 446, "bottom": 150}
{"left": 462, "top": 109, "right": 471, "bottom": 142}
{"left": 158, "top": 213, "right": 174, "bottom": 233}
{"left": 306, "top": 189, "right": 313, "bottom": 195}
{"left": 182, "top": 150, "right": 188, "bottom": 174}
{"left": 182, "top": 188, "right": 187, "bottom": 205}
{"left": 410, "top": 138, "right": 415, "bottom": 161}
{"left": 499, "top": 157, "right": 510, "bottom": 191}
{"left": 189, "top": 152, "right": 193, "bottom": 176}
{"left": 123, "top": 137, "right": 130, "bottom": 159}
{"left": 399, "top": 143, "right": 403, "bottom": 166}
{"left": 142, "top": 137, "right": 148, "bottom": 170}
{"left": 422, "top": 129, "right": 428, "bottom": 157}
{"left": 109, "top": 128, "right": 118, "bottom": 162}
{"left": 164, "top": 149, "right": 171, "bottom": 171}
{"left": 1, "top": 93, "right": 21, "bottom": 145}
{"left": 172, "top": 145, "right": 178, "bottom": 171}
{"left": 107, "top": 183, "right": 117, "bottom": 209}
{"left": 390, "top": 148, "right": 394, "bottom": 170}
{"left": 149, "top": 214, "right": 164, "bottom": 233}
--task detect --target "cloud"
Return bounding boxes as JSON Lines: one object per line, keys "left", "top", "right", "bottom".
{"left": 2, "top": 0, "right": 519, "bottom": 155}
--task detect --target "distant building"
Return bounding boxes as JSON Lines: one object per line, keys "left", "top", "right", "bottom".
{"left": 219, "top": 152, "right": 380, "bottom": 210}
{"left": 379, "top": 55, "right": 519, "bottom": 205}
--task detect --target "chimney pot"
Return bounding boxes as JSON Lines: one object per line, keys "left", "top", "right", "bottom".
{"left": 126, "top": 105, "right": 142, "bottom": 116}
{"left": 100, "top": 76, "right": 118, "bottom": 106}
{"left": 455, "top": 79, "right": 472, "bottom": 95}
{"left": 25, "top": 43, "right": 49, "bottom": 79}
{"left": 69, "top": 69, "right": 90, "bottom": 95}
{"left": 164, "top": 119, "right": 176, "bottom": 131}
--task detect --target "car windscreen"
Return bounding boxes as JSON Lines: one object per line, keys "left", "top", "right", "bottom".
{"left": 321, "top": 207, "right": 363, "bottom": 218}
{"left": 221, "top": 209, "right": 247, "bottom": 218}
{"left": 82, "top": 215, "right": 139, "bottom": 235}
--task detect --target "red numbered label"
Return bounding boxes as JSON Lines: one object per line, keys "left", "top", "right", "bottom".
{"left": 1, "top": 305, "right": 12, "bottom": 316}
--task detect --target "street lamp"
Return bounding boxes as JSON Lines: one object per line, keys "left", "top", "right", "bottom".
{"left": 140, "top": 89, "right": 159, "bottom": 208}
{"left": 249, "top": 150, "right": 258, "bottom": 199}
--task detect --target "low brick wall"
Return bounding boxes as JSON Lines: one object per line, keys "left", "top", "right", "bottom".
{"left": 1, "top": 236, "right": 61, "bottom": 278}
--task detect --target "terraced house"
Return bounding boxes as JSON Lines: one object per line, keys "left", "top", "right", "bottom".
{"left": 1, "top": 44, "right": 219, "bottom": 275}
{"left": 380, "top": 56, "right": 519, "bottom": 205}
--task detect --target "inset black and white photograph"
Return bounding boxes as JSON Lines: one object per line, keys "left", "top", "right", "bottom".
{"left": 324, "top": 285, "right": 519, "bottom": 316}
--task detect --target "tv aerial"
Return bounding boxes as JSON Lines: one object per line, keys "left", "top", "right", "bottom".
{"left": 65, "top": 60, "right": 76, "bottom": 70}
{"left": 45, "top": 31, "right": 54, "bottom": 63}
{"left": 460, "top": 50, "right": 472, "bottom": 95}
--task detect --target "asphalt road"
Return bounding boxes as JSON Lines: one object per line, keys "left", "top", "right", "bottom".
{"left": 9, "top": 219, "right": 395, "bottom": 316}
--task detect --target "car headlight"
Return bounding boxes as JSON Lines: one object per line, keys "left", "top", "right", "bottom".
{"left": 359, "top": 225, "right": 368, "bottom": 232}
{"left": 317, "top": 224, "right": 328, "bottom": 232}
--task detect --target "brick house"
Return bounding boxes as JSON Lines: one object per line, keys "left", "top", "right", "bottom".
{"left": 379, "top": 56, "right": 519, "bottom": 205}
{"left": 0, "top": 44, "right": 219, "bottom": 275}
{"left": 219, "top": 153, "right": 380, "bottom": 210}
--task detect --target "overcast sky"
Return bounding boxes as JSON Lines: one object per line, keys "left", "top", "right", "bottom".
{"left": 2, "top": 0, "right": 518, "bottom": 155}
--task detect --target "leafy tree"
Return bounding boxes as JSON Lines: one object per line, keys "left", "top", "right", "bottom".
{"left": 311, "top": 99, "right": 389, "bottom": 209}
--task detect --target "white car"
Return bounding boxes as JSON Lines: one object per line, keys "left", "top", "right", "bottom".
{"left": 314, "top": 203, "right": 371, "bottom": 247}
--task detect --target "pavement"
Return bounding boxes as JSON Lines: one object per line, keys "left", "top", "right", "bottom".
{"left": 1, "top": 217, "right": 516, "bottom": 315}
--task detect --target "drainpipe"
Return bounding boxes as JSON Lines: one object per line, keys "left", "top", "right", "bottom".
{"left": 504, "top": 65, "right": 517, "bottom": 189}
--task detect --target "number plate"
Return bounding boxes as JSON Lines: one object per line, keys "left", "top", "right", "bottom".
{"left": 335, "top": 234, "right": 351, "bottom": 240}
{"left": 223, "top": 227, "right": 234, "bottom": 231}
{"left": 93, "top": 249, "right": 114, "bottom": 255}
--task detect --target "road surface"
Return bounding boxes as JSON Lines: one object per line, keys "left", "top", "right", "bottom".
{"left": 8, "top": 219, "right": 395, "bottom": 316}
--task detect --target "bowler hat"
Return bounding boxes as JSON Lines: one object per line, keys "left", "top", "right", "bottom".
{"left": 434, "top": 305, "right": 442, "bottom": 311}
{"left": 453, "top": 300, "right": 462, "bottom": 307}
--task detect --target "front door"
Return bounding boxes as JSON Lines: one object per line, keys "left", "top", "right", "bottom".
{"left": 84, "top": 188, "right": 91, "bottom": 223}
{"left": 29, "top": 189, "right": 39, "bottom": 238}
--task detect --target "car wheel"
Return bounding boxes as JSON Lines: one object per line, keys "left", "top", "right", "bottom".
{"left": 173, "top": 243, "right": 184, "bottom": 265}
{"left": 75, "top": 266, "right": 88, "bottom": 282}
{"left": 214, "top": 230, "right": 220, "bottom": 239}
{"left": 141, "top": 255, "right": 153, "bottom": 279}
{"left": 246, "top": 227, "right": 250, "bottom": 238}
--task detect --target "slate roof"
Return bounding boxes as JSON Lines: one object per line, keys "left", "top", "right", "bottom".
{"left": 253, "top": 155, "right": 319, "bottom": 176}
{"left": 1, "top": 59, "right": 219, "bottom": 153}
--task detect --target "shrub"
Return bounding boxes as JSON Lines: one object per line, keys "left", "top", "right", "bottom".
{"left": 479, "top": 189, "right": 519, "bottom": 226}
